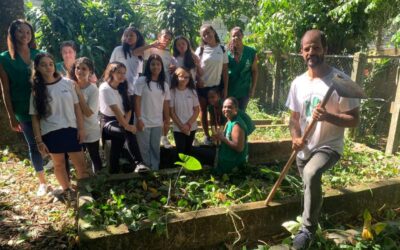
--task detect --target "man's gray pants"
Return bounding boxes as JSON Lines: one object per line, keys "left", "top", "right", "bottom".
{"left": 296, "top": 148, "right": 340, "bottom": 232}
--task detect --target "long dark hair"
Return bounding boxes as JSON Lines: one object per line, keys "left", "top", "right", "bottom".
{"left": 143, "top": 54, "right": 166, "bottom": 93}
{"left": 122, "top": 26, "right": 145, "bottom": 61}
{"left": 172, "top": 36, "right": 196, "bottom": 70}
{"left": 68, "top": 57, "right": 95, "bottom": 82}
{"left": 102, "top": 62, "right": 130, "bottom": 112}
{"left": 199, "top": 24, "right": 221, "bottom": 46}
{"left": 170, "top": 67, "right": 196, "bottom": 93}
{"left": 7, "top": 19, "right": 36, "bottom": 60}
{"left": 31, "top": 52, "right": 60, "bottom": 119}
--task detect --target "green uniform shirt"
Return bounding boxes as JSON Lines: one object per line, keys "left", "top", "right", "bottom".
{"left": 0, "top": 49, "right": 42, "bottom": 122}
{"left": 56, "top": 62, "right": 67, "bottom": 76}
{"left": 227, "top": 46, "right": 256, "bottom": 99}
{"left": 217, "top": 115, "right": 249, "bottom": 174}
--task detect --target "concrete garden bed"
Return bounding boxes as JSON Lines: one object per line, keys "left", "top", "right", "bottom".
{"left": 77, "top": 175, "right": 400, "bottom": 249}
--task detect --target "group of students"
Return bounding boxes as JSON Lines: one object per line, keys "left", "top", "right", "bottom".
{"left": 0, "top": 19, "right": 258, "bottom": 199}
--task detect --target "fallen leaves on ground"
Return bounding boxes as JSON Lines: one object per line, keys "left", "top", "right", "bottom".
{"left": 0, "top": 148, "right": 77, "bottom": 250}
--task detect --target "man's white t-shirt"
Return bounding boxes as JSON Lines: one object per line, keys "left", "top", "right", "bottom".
{"left": 285, "top": 68, "right": 360, "bottom": 160}
{"left": 109, "top": 46, "right": 143, "bottom": 95}
{"left": 195, "top": 45, "right": 228, "bottom": 87}
{"left": 80, "top": 84, "right": 101, "bottom": 143}
{"left": 29, "top": 77, "right": 79, "bottom": 136}
{"left": 144, "top": 48, "right": 172, "bottom": 84}
{"left": 134, "top": 76, "right": 170, "bottom": 128}
{"left": 99, "top": 82, "right": 124, "bottom": 117}
{"left": 170, "top": 88, "right": 199, "bottom": 132}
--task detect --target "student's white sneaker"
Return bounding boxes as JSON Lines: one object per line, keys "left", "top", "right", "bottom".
{"left": 43, "top": 160, "right": 54, "bottom": 170}
{"left": 160, "top": 136, "right": 173, "bottom": 148}
{"left": 36, "top": 184, "right": 48, "bottom": 197}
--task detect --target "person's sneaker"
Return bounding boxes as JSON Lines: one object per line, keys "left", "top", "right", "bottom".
{"left": 36, "top": 184, "right": 48, "bottom": 196}
{"left": 43, "top": 160, "right": 54, "bottom": 170}
{"left": 134, "top": 163, "right": 151, "bottom": 173}
{"left": 160, "top": 136, "right": 173, "bottom": 148}
{"left": 202, "top": 136, "right": 213, "bottom": 146}
{"left": 292, "top": 228, "right": 313, "bottom": 250}
{"left": 192, "top": 138, "right": 200, "bottom": 147}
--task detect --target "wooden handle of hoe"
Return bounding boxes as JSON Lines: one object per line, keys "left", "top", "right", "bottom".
{"left": 264, "top": 87, "right": 334, "bottom": 206}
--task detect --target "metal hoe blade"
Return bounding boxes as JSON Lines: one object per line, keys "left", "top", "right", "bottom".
{"left": 332, "top": 74, "right": 367, "bottom": 99}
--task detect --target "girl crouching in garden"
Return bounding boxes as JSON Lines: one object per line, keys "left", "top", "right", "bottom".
{"left": 30, "top": 52, "right": 88, "bottom": 200}
{"left": 68, "top": 57, "right": 102, "bottom": 174}
{"left": 170, "top": 67, "right": 200, "bottom": 156}
{"left": 99, "top": 62, "right": 148, "bottom": 174}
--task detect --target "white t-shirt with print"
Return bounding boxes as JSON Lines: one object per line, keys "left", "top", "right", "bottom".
{"left": 99, "top": 82, "right": 124, "bottom": 117}
{"left": 80, "top": 84, "right": 100, "bottom": 143}
{"left": 144, "top": 48, "right": 172, "bottom": 84}
{"left": 170, "top": 56, "right": 197, "bottom": 83}
{"left": 134, "top": 76, "right": 170, "bottom": 128}
{"left": 29, "top": 77, "right": 79, "bottom": 136}
{"left": 109, "top": 46, "right": 143, "bottom": 95}
{"left": 195, "top": 45, "right": 228, "bottom": 87}
{"left": 286, "top": 68, "right": 360, "bottom": 160}
{"left": 169, "top": 88, "right": 199, "bottom": 132}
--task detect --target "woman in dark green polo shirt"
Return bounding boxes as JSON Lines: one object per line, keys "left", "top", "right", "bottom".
{"left": 227, "top": 27, "right": 258, "bottom": 111}
{"left": 0, "top": 19, "right": 48, "bottom": 196}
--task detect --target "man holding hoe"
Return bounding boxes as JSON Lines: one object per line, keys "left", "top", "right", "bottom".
{"left": 286, "top": 29, "right": 360, "bottom": 249}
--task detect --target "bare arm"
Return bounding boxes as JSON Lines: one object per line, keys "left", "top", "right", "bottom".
{"left": 313, "top": 105, "right": 360, "bottom": 128}
{"left": 187, "top": 105, "right": 200, "bottom": 125}
{"left": 163, "top": 100, "right": 170, "bottom": 128}
{"left": 219, "top": 124, "right": 245, "bottom": 152}
{"left": 74, "top": 103, "right": 85, "bottom": 143}
{"left": 32, "top": 114, "right": 49, "bottom": 156}
{"left": 170, "top": 107, "right": 184, "bottom": 131}
{"left": 0, "top": 64, "right": 20, "bottom": 131}
{"left": 75, "top": 84, "right": 94, "bottom": 117}
{"left": 132, "top": 41, "right": 164, "bottom": 57}
{"left": 194, "top": 54, "right": 203, "bottom": 79}
{"left": 249, "top": 54, "right": 259, "bottom": 97}
{"left": 109, "top": 105, "right": 136, "bottom": 133}
{"left": 134, "top": 95, "right": 145, "bottom": 131}
{"left": 289, "top": 111, "right": 304, "bottom": 151}
{"left": 222, "top": 63, "right": 228, "bottom": 98}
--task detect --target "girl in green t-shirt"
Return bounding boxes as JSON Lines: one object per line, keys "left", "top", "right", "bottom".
{"left": 0, "top": 19, "right": 48, "bottom": 196}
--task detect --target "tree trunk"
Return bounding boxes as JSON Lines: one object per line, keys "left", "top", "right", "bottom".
{"left": 0, "top": 0, "right": 25, "bottom": 147}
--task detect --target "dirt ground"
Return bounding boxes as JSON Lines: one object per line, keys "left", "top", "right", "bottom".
{"left": 0, "top": 149, "right": 77, "bottom": 250}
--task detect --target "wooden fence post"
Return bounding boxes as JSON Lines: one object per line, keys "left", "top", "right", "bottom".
{"left": 385, "top": 66, "right": 400, "bottom": 155}
{"left": 272, "top": 53, "right": 283, "bottom": 110}
{"left": 349, "top": 52, "right": 367, "bottom": 138}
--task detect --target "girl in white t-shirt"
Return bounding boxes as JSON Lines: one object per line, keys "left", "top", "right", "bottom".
{"left": 133, "top": 29, "right": 173, "bottom": 148}
{"left": 109, "top": 27, "right": 145, "bottom": 96}
{"left": 30, "top": 52, "right": 88, "bottom": 199}
{"left": 99, "top": 62, "right": 148, "bottom": 174}
{"left": 68, "top": 57, "right": 102, "bottom": 174}
{"left": 134, "top": 54, "right": 170, "bottom": 170}
{"left": 170, "top": 36, "right": 202, "bottom": 85}
{"left": 170, "top": 67, "right": 200, "bottom": 156}
{"left": 195, "top": 24, "right": 229, "bottom": 145}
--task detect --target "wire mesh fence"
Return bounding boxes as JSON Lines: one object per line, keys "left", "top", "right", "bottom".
{"left": 257, "top": 53, "right": 400, "bottom": 144}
